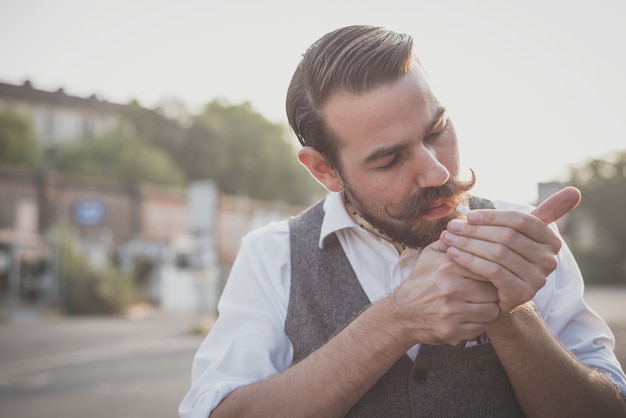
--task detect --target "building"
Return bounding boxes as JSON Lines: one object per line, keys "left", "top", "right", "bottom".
{"left": 0, "top": 80, "right": 126, "bottom": 148}
{"left": 0, "top": 80, "right": 304, "bottom": 317}
{"left": 0, "top": 164, "right": 300, "bottom": 316}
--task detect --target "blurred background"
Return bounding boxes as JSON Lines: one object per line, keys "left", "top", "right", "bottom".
{"left": 1, "top": 0, "right": 625, "bottom": 417}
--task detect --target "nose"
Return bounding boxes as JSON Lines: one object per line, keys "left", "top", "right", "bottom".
{"left": 413, "top": 146, "right": 449, "bottom": 188}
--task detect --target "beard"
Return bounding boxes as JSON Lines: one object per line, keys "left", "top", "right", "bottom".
{"left": 343, "top": 171, "right": 476, "bottom": 249}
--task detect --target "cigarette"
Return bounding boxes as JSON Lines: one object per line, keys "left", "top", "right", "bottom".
{"left": 456, "top": 204, "right": 471, "bottom": 215}
{"left": 445, "top": 201, "right": 471, "bottom": 215}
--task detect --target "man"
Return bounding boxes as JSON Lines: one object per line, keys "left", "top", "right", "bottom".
{"left": 180, "top": 25, "right": 626, "bottom": 417}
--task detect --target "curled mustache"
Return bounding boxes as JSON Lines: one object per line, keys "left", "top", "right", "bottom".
{"left": 385, "top": 169, "right": 476, "bottom": 220}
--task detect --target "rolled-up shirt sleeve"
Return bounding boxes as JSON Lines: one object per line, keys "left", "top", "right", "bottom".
{"left": 494, "top": 200, "right": 626, "bottom": 395}
{"left": 179, "top": 221, "right": 293, "bottom": 418}
{"left": 533, "top": 229, "right": 626, "bottom": 396}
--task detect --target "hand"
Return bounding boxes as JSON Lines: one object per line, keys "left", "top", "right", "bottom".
{"left": 440, "top": 187, "right": 581, "bottom": 314}
{"left": 391, "top": 240, "right": 500, "bottom": 346}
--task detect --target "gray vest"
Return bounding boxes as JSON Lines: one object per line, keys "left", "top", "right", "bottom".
{"left": 285, "top": 197, "right": 525, "bottom": 417}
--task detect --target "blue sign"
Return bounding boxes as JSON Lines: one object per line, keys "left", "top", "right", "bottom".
{"left": 74, "top": 200, "right": 105, "bottom": 226}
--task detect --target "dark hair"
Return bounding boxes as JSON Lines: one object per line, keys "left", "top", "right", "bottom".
{"left": 286, "top": 25, "right": 415, "bottom": 170}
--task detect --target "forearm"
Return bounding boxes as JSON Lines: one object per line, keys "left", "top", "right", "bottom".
{"left": 488, "top": 303, "right": 626, "bottom": 418}
{"left": 210, "top": 295, "right": 412, "bottom": 418}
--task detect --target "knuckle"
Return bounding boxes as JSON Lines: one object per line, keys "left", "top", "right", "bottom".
{"left": 437, "top": 280, "right": 455, "bottom": 298}
{"left": 500, "top": 228, "right": 518, "bottom": 245}
{"left": 440, "top": 262, "right": 458, "bottom": 276}
{"left": 540, "top": 254, "right": 558, "bottom": 273}
{"left": 439, "top": 325, "right": 456, "bottom": 342}
{"left": 520, "top": 286, "right": 536, "bottom": 302}
{"left": 512, "top": 214, "right": 531, "bottom": 231}
{"left": 484, "top": 262, "right": 503, "bottom": 278}
{"left": 534, "top": 276, "right": 548, "bottom": 290}
{"left": 490, "top": 243, "right": 510, "bottom": 260}
{"left": 488, "top": 303, "right": 501, "bottom": 320}
{"left": 457, "top": 235, "right": 470, "bottom": 247}
{"left": 547, "top": 255, "right": 558, "bottom": 272}
{"left": 439, "top": 303, "right": 456, "bottom": 319}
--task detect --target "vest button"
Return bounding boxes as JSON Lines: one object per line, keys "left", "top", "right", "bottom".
{"left": 413, "top": 368, "right": 428, "bottom": 384}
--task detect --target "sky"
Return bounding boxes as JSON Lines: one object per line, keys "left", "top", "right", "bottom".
{"left": 1, "top": 0, "right": 625, "bottom": 205}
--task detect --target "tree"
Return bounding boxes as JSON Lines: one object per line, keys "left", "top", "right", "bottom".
{"left": 180, "top": 100, "right": 322, "bottom": 205}
{"left": 53, "top": 225, "right": 142, "bottom": 315}
{"left": 564, "top": 151, "right": 626, "bottom": 285}
{"left": 0, "top": 109, "right": 40, "bottom": 167}
{"left": 121, "top": 100, "right": 187, "bottom": 161}
{"left": 46, "top": 131, "right": 185, "bottom": 186}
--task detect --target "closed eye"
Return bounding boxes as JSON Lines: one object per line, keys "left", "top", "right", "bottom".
{"left": 427, "top": 124, "right": 447, "bottom": 139}
{"left": 377, "top": 153, "right": 401, "bottom": 170}
{"left": 427, "top": 110, "right": 448, "bottom": 139}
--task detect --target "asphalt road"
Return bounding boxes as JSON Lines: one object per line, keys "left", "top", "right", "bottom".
{"left": 0, "top": 286, "right": 624, "bottom": 418}
{"left": 0, "top": 311, "right": 205, "bottom": 418}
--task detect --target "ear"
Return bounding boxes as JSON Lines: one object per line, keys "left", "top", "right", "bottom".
{"left": 297, "top": 146, "right": 344, "bottom": 192}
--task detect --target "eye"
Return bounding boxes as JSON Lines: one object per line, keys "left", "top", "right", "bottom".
{"left": 428, "top": 113, "right": 448, "bottom": 139}
{"left": 427, "top": 127, "right": 445, "bottom": 140}
{"left": 377, "top": 154, "right": 401, "bottom": 170}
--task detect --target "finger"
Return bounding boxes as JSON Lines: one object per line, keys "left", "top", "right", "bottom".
{"left": 461, "top": 278, "right": 499, "bottom": 303}
{"left": 443, "top": 220, "right": 562, "bottom": 259}
{"left": 446, "top": 240, "right": 550, "bottom": 292}
{"left": 457, "top": 302, "right": 501, "bottom": 325}
{"left": 531, "top": 186, "right": 581, "bottom": 225}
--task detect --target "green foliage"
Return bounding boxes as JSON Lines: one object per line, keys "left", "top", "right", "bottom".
{"left": 0, "top": 109, "right": 40, "bottom": 167}
{"left": 564, "top": 151, "right": 626, "bottom": 285}
{"left": 117, "top": 98, "right": 323, "bottom": 205}
{"left": 180, "top": 100, "right": 323, "bottom": 205}
{"left": 122, "top": 100, "right": 187, "bottom": 159}
{"left": 55, "top": 227, "right": 142, "bottom": 315}
{"left": 0, "top": 95, "right": 323, "bottom": 204}
{"left": 46, "top": 131, "right": 185, "bottom": 186}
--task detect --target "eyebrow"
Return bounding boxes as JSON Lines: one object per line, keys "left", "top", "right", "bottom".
{"left": 361, "top": 106, "right": 447, "bottom": 165}
{"left": 362, "top": 141, "right": 410, "bottom": 165}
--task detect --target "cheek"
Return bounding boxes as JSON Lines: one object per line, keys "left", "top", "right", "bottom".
{"left": 349, "top": 172, "right": 405, "bottom": 207}
{"left": 437, "top": 149, "right": 459, "bottom": 176}
{"left": 442, "top": 128, "right": 461, "bottom": 169}
{"left": 371, "top": 172, "right": 416, "bottom": 207}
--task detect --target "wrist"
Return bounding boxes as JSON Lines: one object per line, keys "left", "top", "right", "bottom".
{"left": 488, "top": 301, "right": 539, "bottom": 339}
{"left": 372, "top": 293, "right": 416, "bottom": 351}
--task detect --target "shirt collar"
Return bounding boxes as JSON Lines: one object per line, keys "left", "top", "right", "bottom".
{"left": 319, "top": 192, "right": 357, "bottom": 249}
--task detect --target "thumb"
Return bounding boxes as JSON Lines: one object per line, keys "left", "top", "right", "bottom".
{"left": 531, "top": 186, "right": 581, "bottom": 225}
{"left": 426, "top": 239, "right": 448, "bottom": 254}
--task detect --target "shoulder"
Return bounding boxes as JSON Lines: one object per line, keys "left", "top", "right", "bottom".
{"left": 239, "top": 198, "right": 326, "bottom": 257}
{"left": 241, "top": 218, "right": 291, "bottom": 249}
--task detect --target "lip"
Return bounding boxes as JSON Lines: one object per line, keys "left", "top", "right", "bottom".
{"left": 432, "top": 198, "right": 451, "bottom": 209}
{"left": 424, "top": 201, "right": 453, "bottom": 220}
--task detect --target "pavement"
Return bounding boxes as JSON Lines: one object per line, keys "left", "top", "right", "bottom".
{"left": 0, "top": 309, "right": 207, "bottom": 418}
{"left": 0, "top": 286, "right": 624, "bottom": 418}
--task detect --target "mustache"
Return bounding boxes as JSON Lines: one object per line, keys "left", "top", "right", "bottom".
{"left": 385, "top": 169, "right": 476, "bottom": 220}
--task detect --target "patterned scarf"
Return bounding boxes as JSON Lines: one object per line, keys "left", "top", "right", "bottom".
{"left": 343, "top": 194, "right": 408, "bottom": 256}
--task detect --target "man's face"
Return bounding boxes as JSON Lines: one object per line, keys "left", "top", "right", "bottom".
{"left": 322, "top": 65, "right": 471, "bottom": 248}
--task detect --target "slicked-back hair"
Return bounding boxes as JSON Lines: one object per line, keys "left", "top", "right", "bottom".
{"left": 286, "top": 25, "right": 415, "bottom": 170}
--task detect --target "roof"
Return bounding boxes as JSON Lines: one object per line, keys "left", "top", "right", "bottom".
{"left": 0, "top": 80, "right": 126, "bottom": 113}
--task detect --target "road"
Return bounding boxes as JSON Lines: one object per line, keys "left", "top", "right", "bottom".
{"left": 0, "top": 310, "right": 205, "bottom": 418}
{"left": 0, "top": 287, "right": 625, "bottom": 418}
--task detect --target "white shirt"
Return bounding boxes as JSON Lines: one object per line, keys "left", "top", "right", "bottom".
{"left": 179, "top": 192, "right": 626, "bottom": 418}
